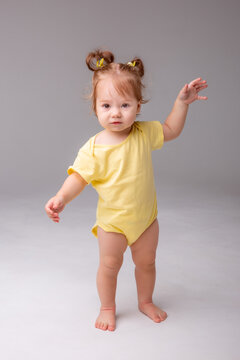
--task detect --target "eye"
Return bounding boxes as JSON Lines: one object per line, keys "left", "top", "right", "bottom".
{"left": 122, "top": 103, "right": 129, "bottom": 108}
{"left": 102, "top": 104, "right": 110, "bottom": 109}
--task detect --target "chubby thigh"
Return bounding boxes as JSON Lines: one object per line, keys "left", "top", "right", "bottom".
{"left": 97, "top": 226, "right": 128, "bottom": 270}
{"left": 97, "top": 218, "right": 159, "bottom": 270}
{"left": 130, "top": 218, "right": 159, "bottom": 267}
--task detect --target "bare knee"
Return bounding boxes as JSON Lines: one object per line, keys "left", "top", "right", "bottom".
{"left": 132, "top": 251, "right": 156, "bottom": 270}
{"left": 100, "top": 255, "right": 123, "bottom": 272}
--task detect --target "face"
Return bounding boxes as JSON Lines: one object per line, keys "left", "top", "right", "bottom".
{"left": 95, "top": 77, "right": 141, "bottom": 135}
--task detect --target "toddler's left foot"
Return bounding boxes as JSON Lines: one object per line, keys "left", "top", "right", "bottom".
{"left": 138, "top": 302, "right": 167, "bottom": 323}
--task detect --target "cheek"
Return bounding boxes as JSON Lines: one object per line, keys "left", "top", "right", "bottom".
{"left": 130, "top": 109, "right": 137, "bottom": 117}
{"left": 98, "top": 114, "right": 108, "bottom": 123}
{"left": 100, "top": 112, "right": 108, "bottom": 119}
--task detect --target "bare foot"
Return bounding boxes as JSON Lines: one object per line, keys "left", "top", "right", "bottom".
{"left": 138, "top": 302, "right": 168, "bottom": 323}
{"left": 95, "top": 306, "right": 116, "bottom": 331}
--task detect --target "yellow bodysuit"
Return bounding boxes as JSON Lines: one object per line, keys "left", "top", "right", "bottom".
{"left": 67, "top": 120, "right": 164, "bottom": 246}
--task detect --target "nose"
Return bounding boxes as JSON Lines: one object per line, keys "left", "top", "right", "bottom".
{"left": 111, "top": 106, "right": 121, "bottom": 117}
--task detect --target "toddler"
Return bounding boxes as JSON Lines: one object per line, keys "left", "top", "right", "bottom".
{"left": 45, "top": 49, "right": 208, "bottom": 331}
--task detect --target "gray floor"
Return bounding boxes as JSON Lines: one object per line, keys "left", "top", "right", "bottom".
{"left": 0, "top": 185, "right": 239, "bottom": 360}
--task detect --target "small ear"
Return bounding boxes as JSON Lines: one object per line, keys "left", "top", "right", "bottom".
{"left": 137, "top": 102, "right": 141, "bottom": 113}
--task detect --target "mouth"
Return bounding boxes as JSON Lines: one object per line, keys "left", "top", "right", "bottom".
{"left": 111, "top": 122, "right": 122, "bottom": 124}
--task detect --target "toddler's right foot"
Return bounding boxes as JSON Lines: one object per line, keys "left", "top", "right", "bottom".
{"left": 95, "top": 306, "right": 116, "bottom": 331}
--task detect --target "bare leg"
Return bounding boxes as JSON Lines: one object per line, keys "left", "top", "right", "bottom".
{"left": 130, "top": 218, "right": 168, "bottom": 323}
{"left": 95, "top": 226, "right": 128, "bottom": 331}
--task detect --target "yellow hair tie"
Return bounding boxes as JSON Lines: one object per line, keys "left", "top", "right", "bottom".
{"left": 96, "top": 58, "right": 104, "bottom": 68}
{"left": 127, "top": 61, "right": 136, "bottom": 67}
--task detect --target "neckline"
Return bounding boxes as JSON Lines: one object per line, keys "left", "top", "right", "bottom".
{"left": 93, "top": 124, "right": 134, "bottom": 148}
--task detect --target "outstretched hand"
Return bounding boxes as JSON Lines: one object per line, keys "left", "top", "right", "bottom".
{"left": 178, "top": 77, "right": 208, "bottom": 105}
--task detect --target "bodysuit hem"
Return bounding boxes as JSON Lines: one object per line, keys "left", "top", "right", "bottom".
{"left": 91, "top": 214, "right": 158, "bottom": 247}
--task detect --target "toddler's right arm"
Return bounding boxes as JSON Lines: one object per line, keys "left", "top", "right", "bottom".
{"left": 45, "top": 172, "right": 88, "bottom": 223}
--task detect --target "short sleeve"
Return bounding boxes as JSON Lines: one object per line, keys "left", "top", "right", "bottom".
{"left": 138, "top": 121, "right": 164, "bottom": 151}
{"left": 67, "top": 148, "right": 97, "bottom": 185}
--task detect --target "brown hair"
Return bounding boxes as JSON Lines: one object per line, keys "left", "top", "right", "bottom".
{"left": 84, "top": 48, "right": 149, "bottom": 116}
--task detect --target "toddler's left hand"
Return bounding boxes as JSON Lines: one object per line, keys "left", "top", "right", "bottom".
{"left": 178, "top": 77, "right": 208, "bottom": 105}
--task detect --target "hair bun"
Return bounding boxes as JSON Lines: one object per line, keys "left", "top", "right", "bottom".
{"left": 128, "top": 58, "right": 144, "bottom": 77}
{"left": 86, "top": 49, "right": 114, "bottom": 71}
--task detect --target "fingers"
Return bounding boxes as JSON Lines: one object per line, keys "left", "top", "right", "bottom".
{"left": 195, "top": 82, "right": 208, "bottom": 100}
{"left": 197, "top": 95, "right": 208, "bottom": 100}
{"left": 189, "top": 78, "right": 208, "bottom": 88}
{"left": 195, "top": 82, "right": 208, "bottom": 89}
{"left": 48, "top": 210, "right": 60, "bottom": 222}
{"left": 45, "top": 200, "right": 60, "bottom": 223}
{"left": 50, "top": 207, "right": 60, "bottom": 222}
{"left": 188, "top": 77, "right": 202, "bottom": 87}
{"left": 46, "top": 210, "right": 60, "bottom": 222}
{"left": 195, "top": 86, "right": 208, "bottom": 92}
{"left": 188, "top": 78, "right": 208, "bottom": 101}
{"left": 52, "top": 216, "right": 60, "bottom": 223}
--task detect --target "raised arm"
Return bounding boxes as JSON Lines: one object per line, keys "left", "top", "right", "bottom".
{"left": 162, "top": 77, "right": 208, "bottom": 142}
